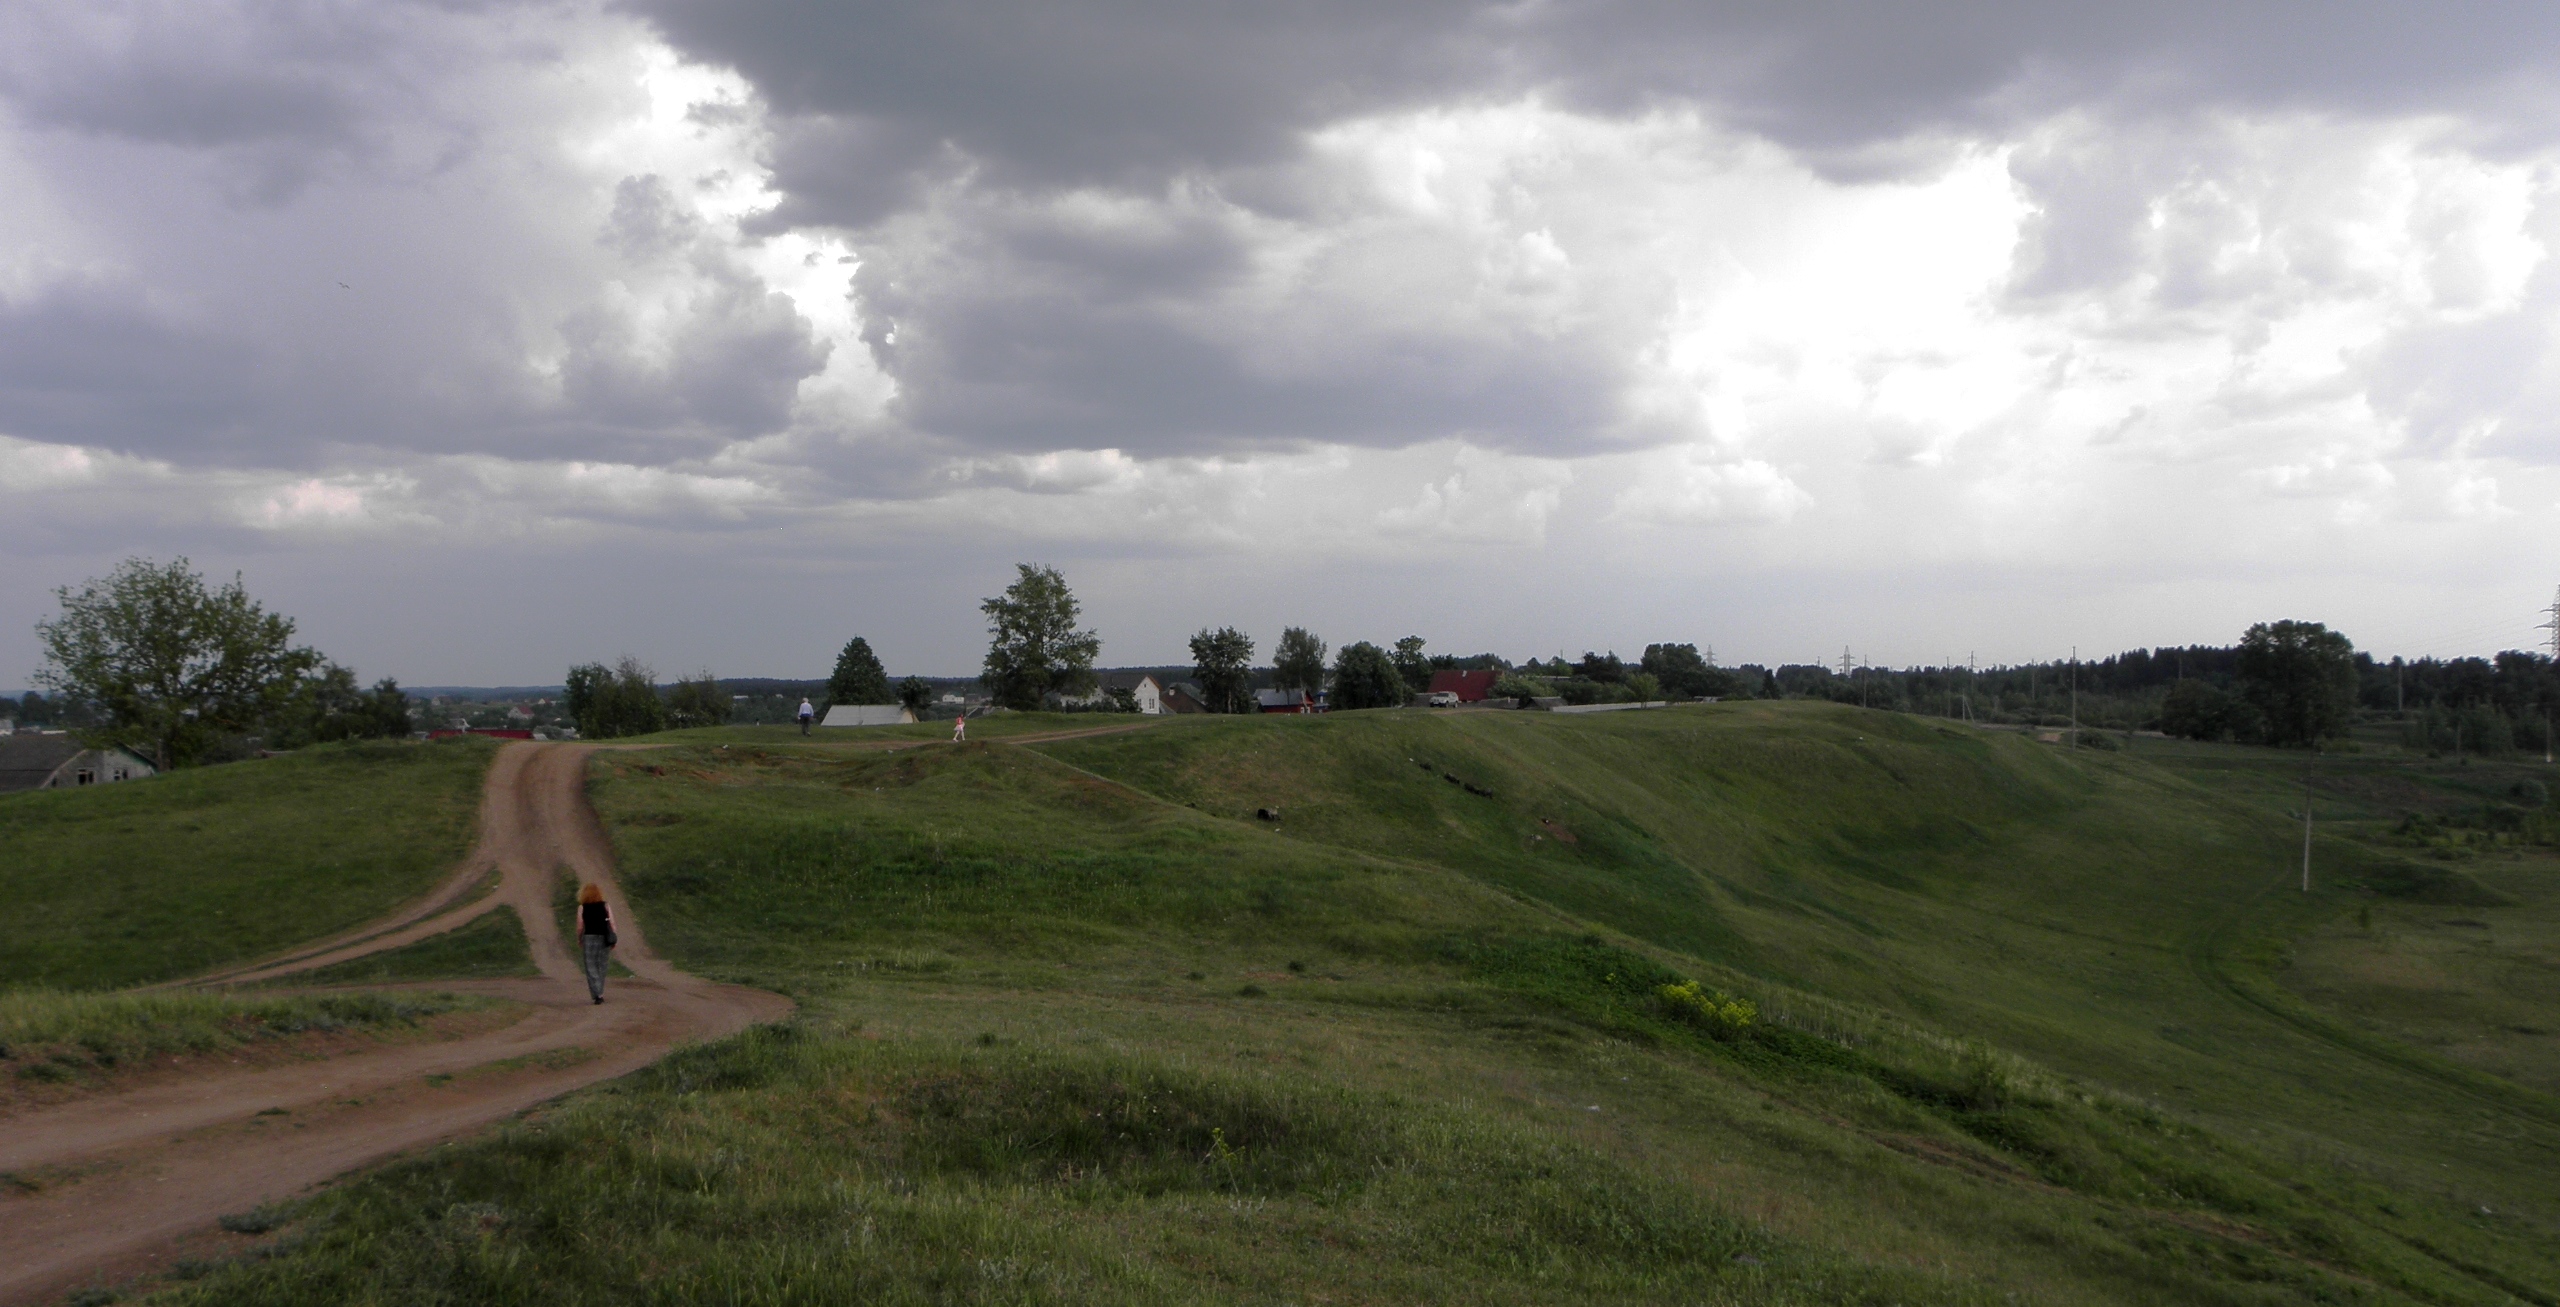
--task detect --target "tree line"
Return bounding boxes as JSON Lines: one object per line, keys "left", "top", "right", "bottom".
{"left": 29, "top": 557, "right": 2525, "bottom": 761}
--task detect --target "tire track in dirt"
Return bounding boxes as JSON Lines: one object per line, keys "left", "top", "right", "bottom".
{"left": 0, "top": 743, "right": 792, "bottom": 1306}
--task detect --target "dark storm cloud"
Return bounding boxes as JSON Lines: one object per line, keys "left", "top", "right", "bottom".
{"left": 0, "top": 281, "right": 264, "bottom": 453}
{"left": 853, "top": 201, "right": 1640, "bottom": 455}
{"left": 626, "top": 0, "right": 2560, "bottom": 460}
{"left": 637, "top": 0, "right": 2560, "bottom": 195}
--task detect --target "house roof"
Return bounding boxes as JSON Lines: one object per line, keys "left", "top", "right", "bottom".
{"left": 1094, "top": 671, "right": 1166, "bottom": 691}
{"left": 0, "top": 735, "right": 89, "bottom": 793}
{"left": 1429, "top": 670, "right": 1501, "bottom": 699}
{"left": 1254, "top": 688, "right": 1310, "bottom": 708}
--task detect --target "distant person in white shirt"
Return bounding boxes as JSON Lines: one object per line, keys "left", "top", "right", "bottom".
{"left": 797, "top": 699, "right": 816, "bottom": 735}
{"left": 952, "top": 713, "right": 967, "bottom": 743}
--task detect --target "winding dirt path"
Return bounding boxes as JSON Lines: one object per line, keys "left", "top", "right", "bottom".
{"left": 0, "top": 743, "right": 791, "bottom": 1305}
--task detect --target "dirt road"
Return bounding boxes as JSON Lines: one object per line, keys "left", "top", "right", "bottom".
{"left": 0, "top": 743, "right": 792, "bottom": 1305}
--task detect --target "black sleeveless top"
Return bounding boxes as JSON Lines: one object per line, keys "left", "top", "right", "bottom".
{"left": 580, "top": 901, "right": 610, "bottom": 935}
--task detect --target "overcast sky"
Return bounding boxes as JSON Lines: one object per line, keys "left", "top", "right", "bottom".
{"left": 6, "top": 1, "right": 2560, "bottom": 686}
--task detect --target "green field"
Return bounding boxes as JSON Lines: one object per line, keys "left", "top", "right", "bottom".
{"left": 45, "top": 705, "right": 2560, "bottom": 1303}
{"left": 0, "top": 737, "right": 497, "bottom": 989}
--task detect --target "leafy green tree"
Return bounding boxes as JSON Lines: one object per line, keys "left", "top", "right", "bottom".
{"left": 829, "top": 637, "right": 892, "bottom": 705}
{"left": 566, "top": 657, "right": 665, "bottom": 738}
{"left": 897, "top": 676, "right": 934, "bottom": 715}
{"left": 274, "top": 663, "right": 413, "bottom": 746}
{"left": 564, "top": 663, "right": 609, "bottom": 734}
{"left": 34, "top": 557, "right": 321, "bottom": 769}
{"left": 1577, "top": 651, "right": 1627, "bottom": 683}
{"left": 2158, "top": 679, "right": 2235, "bottom": 741}
{"left": 1640, "top": 643, "right": 1732, "bottom": 699}
{"left": 1391, "top": 636, "right": 1430, "bottom": 692}
{"left": 666, "top": 670, "right": 731, "bottom": 728}
{"left": 1489, "top": 673, "right": 1544, "bottom": 706}
{"left": 1188, "top": 626, "right": 1256, "bottom": 714}
{"left": 980, "top": 564, "right": 1101, "bottom": 710}
{"left": 1273, "top": 627, "right": 1327, "bottom": 696}
{"left": 351, "top": 678, "right": 412, "bottom": 739}
{"left": 1330, "top": 641, "right": 1407, "bottom": 711}
{"left": 2236, "top": 621, "right": 2359, "bottom": 747}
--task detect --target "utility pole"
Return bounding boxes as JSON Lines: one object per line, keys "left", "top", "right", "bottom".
{"left": 2301, "top": 776, "right": 2313, "bottom": 892}
{"left": 2539, "top": 587, "right": 2560, "bottom": 763}
{"left": 2069, "top": 646, "right": 2079, "bottom": 750}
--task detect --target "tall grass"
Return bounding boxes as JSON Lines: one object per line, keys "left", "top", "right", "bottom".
{"left": 1, "top": 988, "right": 488, "bottom": 1080}
{"left": 155, "top": 1026, "right": 1982, "bottom": 1307}
{"left": 291, "top": 907, "right": 538, "bottom": 986}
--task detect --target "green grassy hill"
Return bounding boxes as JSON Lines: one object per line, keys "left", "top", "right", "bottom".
{"left": 0, "top": 737, "right": 497, "bottom": 989}
{"left": 68, "top": 706, "right": 2560, "bottom": 1303}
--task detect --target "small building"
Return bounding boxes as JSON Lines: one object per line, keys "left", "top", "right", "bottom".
{"left": 1160, "top": 682, "right": 1211, "bottom": 714}
{"left": 1255, "top": 688, "right": 1324, "bottom": 714}
{"left": 506, "top": 705, "right": 536, "bottom": 725}
{"left": 0, "top": 736, "right": 157, "bottom": 794}
{"left": 821, "top": 704, "right": 916, "bottom": 728}
{"left": 1428, "top": 670, "right": 1501, "bottom": 703}
{"left": 1105, "top": 674, "right": 1165, "bottom": 714}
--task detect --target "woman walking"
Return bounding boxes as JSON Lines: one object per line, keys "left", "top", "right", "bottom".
{"left": 577, "top": 882, "right": 616, "bottom": 1004}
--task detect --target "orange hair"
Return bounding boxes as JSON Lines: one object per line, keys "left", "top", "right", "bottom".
{"left": 577, "top": 882, "right": 604, "bottom": 905}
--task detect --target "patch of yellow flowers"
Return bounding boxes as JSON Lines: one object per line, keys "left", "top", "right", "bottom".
{"left": 1656, "top": 980, "right": 1756, "bottom": 1032}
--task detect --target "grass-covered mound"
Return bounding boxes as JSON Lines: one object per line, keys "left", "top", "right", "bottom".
{"left": 0, "top": 737, "right": 497, "bottom": 989}
{"left": 156, "top": 1025, "right": 1973, "bottom": 1307}
{"left": 110, "top": 706, "right": 2560, "bottom": 1302}
{"left": 290, "top": 907, "right": 539, "bottom": 987}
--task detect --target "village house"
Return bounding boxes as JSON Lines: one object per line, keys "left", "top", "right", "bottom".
{"left": 1428, "top": 669, "right": 1501, "bottom": 703}
{"left": 0, "top": 735, "right": 157, "bottom": 794}
{"left": 1255, "top": 688, "right": 1323, "bottom": 714}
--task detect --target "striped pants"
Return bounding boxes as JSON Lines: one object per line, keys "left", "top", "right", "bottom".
{"left": 582, "top": 934, "right": 610, "bottom": 1001}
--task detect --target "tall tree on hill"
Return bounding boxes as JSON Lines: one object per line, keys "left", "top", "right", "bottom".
{"left": 1330, "top": 642, "right": 1407, "bottom": 711}
{"left": 897, "top": 676, "right": 934, "bottom": 715}
{"left": 565, "top": 657, "right": 666, "bottom": 738}
{"left": 1188, "top": 626, "right": 1256, "bottom": 714}
{"left": 980, "top": 564, "right": 1101, "bottom": 710}
{"left": 829, "top": 637, "right": 892, "bottom": 705}
{"left": 1273, "top": 627, "right": 1327, "bottom": 696}
{"left": 2236, "top": 620, "right": 2359, "bottom": 748}
{"left": 666, "top": 670, "right": 731, "bottom": 727}
{"left": 272, "top": 663, "right": 414, "bottom": 746}
{"left": 1391, "top": 636, "right": 1430, "bottom": 691}
{"left": 34, "top": 556, "right": 321, "bottom": 769}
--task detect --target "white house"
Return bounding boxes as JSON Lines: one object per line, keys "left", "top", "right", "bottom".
{"left": 1079, "top": 672, "right": 1166, "bottom": 714}
{"left": 0, "top": 736, "right": 158, "bottom": 794}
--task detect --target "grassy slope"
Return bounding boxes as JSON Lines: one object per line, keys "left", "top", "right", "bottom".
{"left": 0, "top": 738, "right": 497, "bottom": 989}
{"left": 138, "top": 708, "right": 2560, "bottom": 1304}
{"left": 1, "top": 989, "right": 501, "bottom": 1103}
{"left": 290, "top": 907, "right": 539, "bottom": 987}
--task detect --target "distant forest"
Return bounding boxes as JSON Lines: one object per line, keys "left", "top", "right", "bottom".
{"left": 1737, "top": 645, "right": 2560, "bottom": 755}
{"left": 17, "top": 640, "right": 2555, "bottom": 755}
